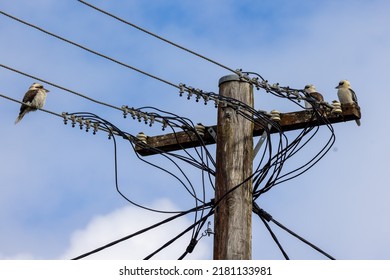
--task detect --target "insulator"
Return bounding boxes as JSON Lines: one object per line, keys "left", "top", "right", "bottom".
{"left": 136, "top": 132, "right": 148, "bottom": 144}
{"left": 195, "top": 123, "right": 205, "bottom": 137}
{"left": 331, "top": 100, "right": 342, "bottom": 114}
{"left": 270, "top": 109, "right": 281, "bottom": 122}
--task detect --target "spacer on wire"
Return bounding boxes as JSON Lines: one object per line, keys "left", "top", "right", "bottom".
{"left": 149, "top": 115, "right": 155, "bottom": 127}
{"left": 93, "top": 122, "right": 99, "bottom": 135}
{"left": 270, "top": 109, "right": 281, "bottom": 122}
{"left": 85, "top": 120, "right": 91, "bottom": 132}
{"left": 272, "top": 83, "right": 280, "bottom": 91}
{"left": 121, "top": 105, "right": 129, "bottom": 118}
{"left": 136, "top": 132, "right": 147, "bottom": 144}
{"left": 187, "top": 86, "right": 194, "bottom": 100}
{"left": 202, "top": 94, "right": 210, "bottom": 105}
{"left": 179, "top": 83, "right": 185, "bottom": 97}
{"left": 70, "top": 115, "right": 76, "bottom": 128}
{"left": 62, "top": 112, "right": 69, "bottom": 125}
{"left": 77, "top": 117, "right": 84, "bottom": 130}
{"left": 195, "top": 89, "right": 202, "bottom": 102}
{"left": 162, "top": 120, "right": 168, "bottom": 131}
{"left": 130, "top": 108, "right": 136, "bottom": 120}
{"left": 331, "top": 100, "right": 342, "bottom": 114}
{"left": 195, "top": 123, "right": 205, "bottom": 137}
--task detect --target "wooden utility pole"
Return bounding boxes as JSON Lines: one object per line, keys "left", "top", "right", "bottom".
{"left": 213, "top": 75, "right": 253, "bottom": 259}
{"left": 133, "top": 76, "right": 362, "bottom": 260}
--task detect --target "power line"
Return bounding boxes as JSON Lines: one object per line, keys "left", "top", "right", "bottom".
{"left": 0, "top": 10, "right": 180, "bottom": 89}
{"left": 72, "top": 202, "right": 213, "bottom": 260}
{"left": 253, "top": 203, "right": 336, "bottom": 260}
{"left": 0, "top": 92, "right": 63, "bottom": 119}
{"left": 0, "top": 63, "right": 122, "bottom": 111}
{"left": 78, "top": 0, "right": 239, "bottom": 75}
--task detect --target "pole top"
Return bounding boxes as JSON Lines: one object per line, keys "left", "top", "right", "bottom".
{"left": 218, "top": 74, "right": 240, "bottom": 86}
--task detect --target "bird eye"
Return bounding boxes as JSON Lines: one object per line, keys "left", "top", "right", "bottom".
{"left": 339, "top": 81, "right": 344, "bottom": 85}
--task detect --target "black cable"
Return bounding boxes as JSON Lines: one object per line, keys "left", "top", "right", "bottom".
{"left": 78, "top": 0, "right": 239, "bottom": 75}
{"left": 144, "top": 209, "right": 213, "bottom": 260}
{"left": 72, "top": 202, "right": 212, "bottom": 260}
{"left": 253, "top": 203, "right": 336, "bottom": 260}
{"left": 0, "top": 63, "right": 122, "bottom": 111}
{"left": 0, "top": 10, "right": 180, "bottom": 89}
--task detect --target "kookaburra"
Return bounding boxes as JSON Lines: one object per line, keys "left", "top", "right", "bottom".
{"left": 335, "top": 80, "right": 360, "bottom": 126}
{"left": 15, "top": 83, "right": 50, "bottom": 124}
{"left": 303, "top": 84, "right": 324, "bottom": 109}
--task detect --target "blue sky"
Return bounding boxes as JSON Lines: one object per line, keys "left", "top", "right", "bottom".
{"left": 1, "top": 0, "right": 390, "bottom": 260}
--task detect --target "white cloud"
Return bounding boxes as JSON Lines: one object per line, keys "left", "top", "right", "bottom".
{"left": 59, "top": 199, "right": 212, "bottom": 260}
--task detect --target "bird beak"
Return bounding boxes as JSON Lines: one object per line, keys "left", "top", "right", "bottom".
{"left": 45, "top": 89, "right": 50, "bottom": 92}
{"left": 335, "top": 85, "right": 340, "bottom": 89}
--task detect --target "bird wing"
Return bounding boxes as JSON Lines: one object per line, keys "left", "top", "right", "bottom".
{"left": 310, "top": 92, "right": 324, "bottom": 102}
{"left": 349, "top": 88, "right": 358, "bottom": 104}
{"left": 22, "top": 89, "right": 38, "bottom": 103}
{"left": 19, "top": 89, "right": 38, "bottom": 113}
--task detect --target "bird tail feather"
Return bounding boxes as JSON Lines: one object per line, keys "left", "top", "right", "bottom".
{"left": 356, "top": 119, "right": 361, "bottom": 126}
{"left": 15, "top": 112, "right": 26, "bottom": 124}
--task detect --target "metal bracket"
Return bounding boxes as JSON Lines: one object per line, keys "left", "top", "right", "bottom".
{"left": 253, "top": 124, "right": 272, "bottom": 159}
{"left": 207, "top": 127, "right": 217, "bottom": 141}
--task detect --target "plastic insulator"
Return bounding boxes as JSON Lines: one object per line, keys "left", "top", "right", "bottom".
{"left": 136, "top": 132, "right": 147, "bottom": 144}
{"left": 270, "top": 109, "right": 281, "bottom": 122}
{"left": 331, "top": 100, "right": 342, "bottom": 114}
{"left": 195, "top": 123, "right": 205, "bottom": 137}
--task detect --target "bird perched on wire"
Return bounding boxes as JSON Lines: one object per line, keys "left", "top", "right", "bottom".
{"left": 335, "top": 79, "right": 360, "bottom": 126}
{"left": 303, "top": 84, "right": 324, "bottom": 109}
{"left": 15, "top": 82, "right": 50, "bottom": 124}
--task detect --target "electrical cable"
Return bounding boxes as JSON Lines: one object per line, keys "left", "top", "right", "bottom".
{"left": 0, "top": 10, "right": 180, "bottom": 89}
{"left": 0, "top": 63, "right": 122, "bottom": 111}
{"left": 78, "top": 0, "right": 239, "bottom": 75}
{"left": 72, "top": 201, "right": 212, "bottom": 260}
{"left": 253, "top": 203, "right": 336, "bottom": 260}
{"left": 0, "top": 92, "right": 63, "bottom": 119}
